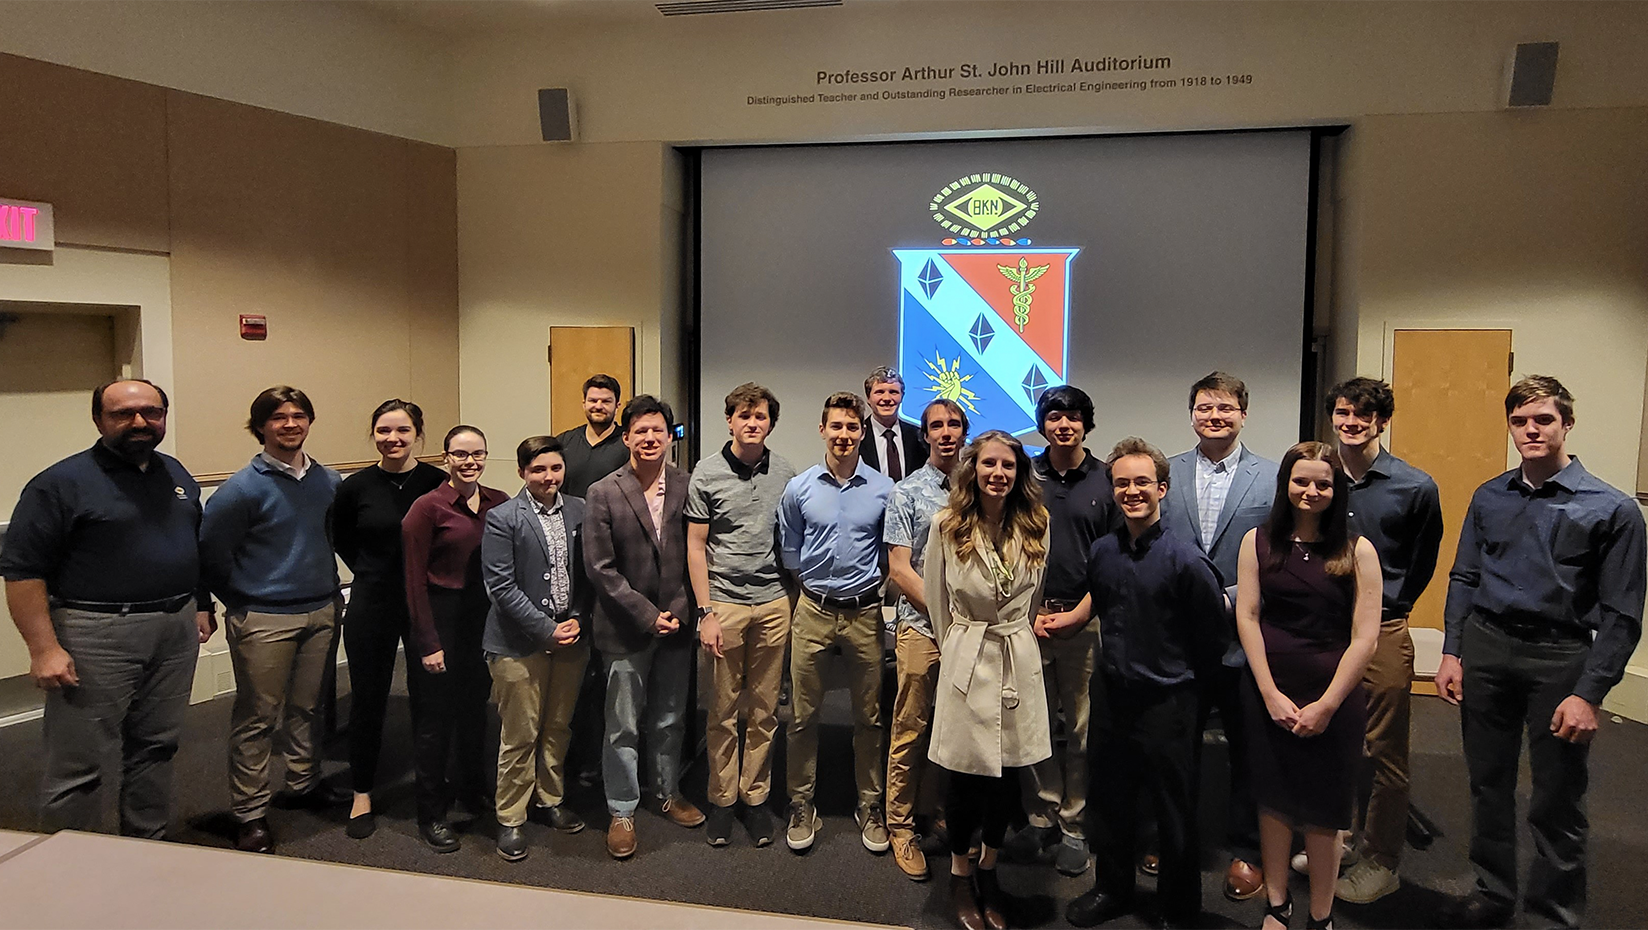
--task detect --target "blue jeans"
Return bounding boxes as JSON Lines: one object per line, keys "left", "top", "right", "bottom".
{"left": 602, "top": 641, "right": 692, "bottom": 816}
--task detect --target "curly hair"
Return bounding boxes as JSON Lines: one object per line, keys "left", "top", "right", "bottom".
{"left": 938, "top": 430, "right": 1048, "bottom": 568}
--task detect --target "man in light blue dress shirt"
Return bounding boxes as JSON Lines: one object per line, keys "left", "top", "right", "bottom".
{"left": 778, "top": 391, "right": 895, "bottom": 856}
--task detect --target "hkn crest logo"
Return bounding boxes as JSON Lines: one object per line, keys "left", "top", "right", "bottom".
{"left": 895, "top": 173, "right": 1076, "bottom": 439}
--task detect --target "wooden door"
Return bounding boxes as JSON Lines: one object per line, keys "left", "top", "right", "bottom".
{"left": 1388, "top": 329, "right": 1512, "bottom": 633}
{"left": 548, "top": 326, "right": 634, "bottom": 434}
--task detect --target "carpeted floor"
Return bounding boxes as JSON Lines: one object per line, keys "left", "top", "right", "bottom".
{"left": 2, "top": 661, "right": 1646, "bottom": 929}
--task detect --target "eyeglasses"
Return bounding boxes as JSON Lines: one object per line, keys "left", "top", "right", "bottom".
{"left": 445, "top": 450, "right": 488, "bottom": 462}
{"left": 1192, "top": 404, "right": 1241, "bottom": 416}
{"left": 1113, "top": 477, "right": 1160, "bottom": 490}
{"left": 106, "top": 407, "right": 167, "bottom": 423}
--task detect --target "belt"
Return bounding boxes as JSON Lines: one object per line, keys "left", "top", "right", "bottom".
{"left": 56, "top": 592, "right": 195, "bottom": 616}
{"left": 800, "top": 585, "right": 882, "bottom": 611}
{"left": 1475, "top": 612, "right": 1589, "bottom": 646}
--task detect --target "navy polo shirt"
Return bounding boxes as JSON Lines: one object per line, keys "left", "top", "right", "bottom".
{"left": 1033, "top": 450, "right": 1121, "bottom": 602}
{"left": 1, "top": 442, "right": 206, "bottom": 607}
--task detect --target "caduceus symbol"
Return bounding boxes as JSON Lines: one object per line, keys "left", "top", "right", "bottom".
{"left": 996, "top": 257, "right": 1050, "bottom": 333}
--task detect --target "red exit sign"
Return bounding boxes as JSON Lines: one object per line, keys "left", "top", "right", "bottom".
{"left": 0, "top": 198, "right": 54, "bottom": 251}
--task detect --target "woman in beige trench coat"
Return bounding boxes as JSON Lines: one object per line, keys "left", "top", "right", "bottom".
{"left": 924, "top": 430, "right": 1053, "bottom": 930}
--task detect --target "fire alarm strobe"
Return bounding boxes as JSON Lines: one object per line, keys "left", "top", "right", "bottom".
{"left": 239, "top": 314, "right": 267, "bottom": 340}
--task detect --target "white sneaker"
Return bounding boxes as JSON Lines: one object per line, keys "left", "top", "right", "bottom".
{"left": 1336, "top": 858, "right": 1400, "bottom": 904}
{"left": 1290, "top": 840, "right": 1359, "bottom": 876}
{"left": 1290, "top": 850, "right": 1310, "bottom": 875}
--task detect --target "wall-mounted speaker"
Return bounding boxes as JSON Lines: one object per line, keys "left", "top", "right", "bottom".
{"left": 1505, "top": 42, "right": 1559, "bottom": 108}
{"left": 538, "top": 88, "right": 577, "bottom": 142}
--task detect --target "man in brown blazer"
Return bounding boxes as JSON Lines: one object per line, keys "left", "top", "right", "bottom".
{"left": 583, "top": 395, "right": 705, "bottom": 858}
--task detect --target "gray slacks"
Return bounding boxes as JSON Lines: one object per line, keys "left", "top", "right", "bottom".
{"left": 41, "top": 604, "right": 198, "bottom": 838}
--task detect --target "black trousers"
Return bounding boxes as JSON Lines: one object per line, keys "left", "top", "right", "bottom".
{"left": 946, "top": 767, "right": 1023, "bottom": 857}
{"left": 408, "top": 583, "right": 491, "bottom": 825}
{"left": 1089, "top": 677, "right": 1202, "bottom": 922}
{"left": 1460, "top": 617, "right": 1592, "bottom": 929}
{"left": 342, "top": 576, "right": 420, "bottom": 794}
{"left": 1197, "top": 662, "right": 1260, "bottom": 854}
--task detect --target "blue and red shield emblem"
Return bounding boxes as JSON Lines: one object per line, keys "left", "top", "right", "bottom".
{"left": 895, "top": 248, "right": 1078, "bottom": 438}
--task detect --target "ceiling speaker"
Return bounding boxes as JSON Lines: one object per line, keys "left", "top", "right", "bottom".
{"left": 1505, "top": 42, "right": 1559, "bottom": 108}
{"left": 538, "top": 88, "right": 577, "bottom": 142}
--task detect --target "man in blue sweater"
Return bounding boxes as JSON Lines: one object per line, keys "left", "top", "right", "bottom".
{"left": 201, "top": 386, "right": 344, "bottom": 854}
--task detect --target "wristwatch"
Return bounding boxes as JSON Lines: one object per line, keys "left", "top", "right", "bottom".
{"left": 696, "top": 606, "right": 715, "bottom": 620}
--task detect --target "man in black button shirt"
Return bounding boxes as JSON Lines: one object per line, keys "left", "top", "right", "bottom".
{"left": 1014, "top": 385, "right": 1117, "bottom": 876}
{"left": 1439, "top": 377, "right": 1646, "bottom": 930}
{"left": 1326, "top": 378, "right": 1444, "bottom": 904}
{"left": 1060, "top": 438, "right": 1227, "bottom": 929}
{"left": 1, "top": 379, "right": 214, "bottom": 838}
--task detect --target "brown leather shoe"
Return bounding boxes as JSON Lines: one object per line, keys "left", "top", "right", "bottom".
{"left": 950, "top": 873, "right": 987, "bottom": 930}
{"left": 660, "top": 795, "right": 706, "bottom": 828}
{"left": 235, "top": 817, "right": 273, "bottom": 854}
{"left": 1225, "top": 857, "right": 1265, "bottom": 901}
{"left": 607, "top": 815, "right": 637, "bottom": 859}
{"left": 892, "top": 831, "right": 930, "bottom": 881}
{"left": 974, "top": 868, "right": 1012, "bottom": 930}
{"left": 1139, "top": 853, "right": 1161, "bottom": 876}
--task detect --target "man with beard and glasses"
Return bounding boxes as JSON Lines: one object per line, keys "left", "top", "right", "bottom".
{"left": 3, "top": 380, "right": 215, "bottom": 839}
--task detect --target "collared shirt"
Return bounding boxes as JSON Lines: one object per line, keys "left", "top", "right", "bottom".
{"left": 884, "top": 462, "right": 951, "bottom": 639}
{"left": 1444, "top": 458, "right": 1646, "bottom": 705}
{"left": 778, "top": 458, "right": 894, "bottom": 598}
{"left": 1345, "top": 447, "right": 1444, "bottom": 620}
{"left": 1086, "top": 521, "right": 1229, "bottom": 687}
{"left": 1194, "top": 445, "right": 1241, "bottom": 548}
{"left": 871, "top": 420, "right": 908, "bottom": 481}
{"left": 530, "top": 493, "right": 572, "bottom": 616}
{"left": 403, "top": 482, "right": 509, "bottom": 656}
{"left": 685, "top": 442, "right": 797, "bottom": 605}
{"left": 200, "top": 454, "right": 341, "bottom": 614}
{"left": 643, "top": 468, "right": 666, "bottom": 540}
{"left": 554, "top": 423, "right": 628, "bottom": 499}
{"left": 1033, "top": 450, "right": 1120, "bottom": 602}
{"left": 259, "top": 450, "right": 311, "bottom": 481}
{"left": 1, "top": 443, "right": 206, "bottom": 607}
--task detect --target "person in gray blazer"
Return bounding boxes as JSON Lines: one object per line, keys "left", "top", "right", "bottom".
{"left": 582, "top": 395, "right": 705, "bottom": 859}
{"left": 1159, "top": 371, "right": 1279, "bottom": 902}
{"left": 481, "top": 435, "right": 594, "bottom": 862}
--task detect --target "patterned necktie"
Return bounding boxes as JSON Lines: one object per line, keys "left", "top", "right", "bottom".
{"left": 884, "top": 428, "right": 902, "bottom": 481}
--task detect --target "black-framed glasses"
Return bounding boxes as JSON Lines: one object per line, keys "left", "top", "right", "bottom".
{"left": 445, "top": 450, "right": 488, "bottom": 462}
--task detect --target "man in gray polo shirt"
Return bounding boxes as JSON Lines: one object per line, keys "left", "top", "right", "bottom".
{"left": 883, "top": 398, "right": 968, "bottom": 881}
{"left": 687, "top": 382, "right": 798, "bottom": 848}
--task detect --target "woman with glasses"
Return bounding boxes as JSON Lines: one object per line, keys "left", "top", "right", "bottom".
{"left": 924, "top": 430, "right": 1052, "bottom": 930}
{"left": 402, "top": 425, "right": 509, "bottom": 853}
{"left": 330, "top": 399, "right": 446, "bottom": 839}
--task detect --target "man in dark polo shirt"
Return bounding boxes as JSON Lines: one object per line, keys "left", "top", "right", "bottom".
{"left": 1, "top": 379, "right": 214, "bottom": 838}
{"left": 554, "top": 373, "right": 630, "bottom": 786}
{"left": 556, "top": 374, "right": 629, "bottom": 499}
{"left": 1015, "top": 385, "right": 1118, "bottom": 876}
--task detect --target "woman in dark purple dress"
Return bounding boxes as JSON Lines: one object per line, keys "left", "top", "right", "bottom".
{"left": 1235, "top": 442, "right": 1381, "bottom": 930}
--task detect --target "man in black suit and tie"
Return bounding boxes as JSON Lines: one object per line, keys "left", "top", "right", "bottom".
{"left": 583, "top": 395, "right": 706, "bottom": 859}
{"left": 860, "top": 367, "right": 928, "bottom": 482}
{"left": 1159, "top": 371, "right": 1279, "bottom": 902}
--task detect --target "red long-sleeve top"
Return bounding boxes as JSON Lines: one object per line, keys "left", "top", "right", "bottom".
{"left": 401, "top": 482, "right": 509, "bottom": 657}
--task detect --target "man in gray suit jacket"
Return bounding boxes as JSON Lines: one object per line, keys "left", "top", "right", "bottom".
{"left": 1159, "top": 371, "right": 1279, "bottom": 902}
{"left": 582, "top": 395, "right": 705, "bottom": 859}
{"left": 482, "top": 435, "right": 594, "bottom": 862}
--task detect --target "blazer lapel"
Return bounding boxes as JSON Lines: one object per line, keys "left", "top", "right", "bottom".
{"left": 1210, "top": 449, "right": 1260, "bottom": 549}
{"left": 1168, "top": 456, "right": 1199, "bottom": 546}
{"left": 516, "top": 493, "right": 554, "bottom": 565}
{"left": 616, "top": 467, "right": 661, "bottom": 555}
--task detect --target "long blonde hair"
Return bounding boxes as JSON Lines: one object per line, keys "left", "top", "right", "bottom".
{"left": 938, "top": 430, "right": 1048, "bottom": 568}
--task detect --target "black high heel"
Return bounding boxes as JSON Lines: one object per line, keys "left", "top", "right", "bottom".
{"left": 1304, "top": 911, "right": 1332, "bottom": 930}
{"left": 1262, "top": 894, "right": 1293, "bottom": 928}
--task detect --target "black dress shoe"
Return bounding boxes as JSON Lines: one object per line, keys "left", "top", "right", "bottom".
{"left": 345, "top": 811, "right": 377, "bottom": 839}
{"left": 274, "top": 782, "right": 351, "bottom": 810}
{"left": 496, "top": 824, "right": 529, "bottom": 861}
{"left": 1442, "top": 893, "right": 1513, "bottom": 929}
{"left": 534, "top": 805, "right": 585, "bottom": 834}
{"left": 235, "top": 818, "right": 274, "bottom": 854}
{"left": 1066, "top": 888, "right": 1135, "bottom": 928}
{"left": 419, "top": 820, "right": 461, "bottom": 853}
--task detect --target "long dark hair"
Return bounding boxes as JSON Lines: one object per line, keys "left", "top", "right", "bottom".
{"left": 1263, "top": 441, "right": 1356, "bottom": 576}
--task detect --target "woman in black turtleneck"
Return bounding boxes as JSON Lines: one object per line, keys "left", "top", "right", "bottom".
{"left": 330, "top": 399, "right": 446, "bottom": 838}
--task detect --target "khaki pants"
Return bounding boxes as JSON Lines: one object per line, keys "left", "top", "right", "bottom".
{"left": 1026, "top": 622, "right": 1096, "bottom": 838}
{"left": 787, "top": 595, "right": 884, "bottom": 810}
{"left": 703, "top": 596, "right": 791, "bottom": 808}
{"left": 1357, "top": 615, "right": 1414, "bottom": 870}
{"left": 488, "top": 644, "right": 589, "bottom": 827}
{"left": 226, "top": 603, "right": 337, "bottom": 822}
{"left": 885, "top": 625, "right": 941, "bottom": 836}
